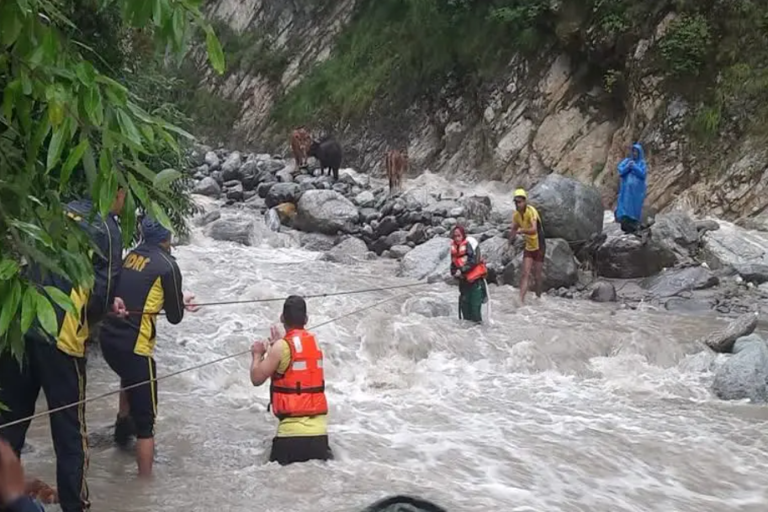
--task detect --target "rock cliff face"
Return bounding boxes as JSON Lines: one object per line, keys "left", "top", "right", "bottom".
{"left": 193, "top": 0, "right": 768, "bottom": 221}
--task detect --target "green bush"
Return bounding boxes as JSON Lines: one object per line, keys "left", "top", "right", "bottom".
{"left": 659, "top": 14, "right": 711, "bottom": 77}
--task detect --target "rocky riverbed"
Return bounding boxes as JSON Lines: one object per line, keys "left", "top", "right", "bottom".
{"left": 185, "top": 145, "right": 768, "bottom": 318}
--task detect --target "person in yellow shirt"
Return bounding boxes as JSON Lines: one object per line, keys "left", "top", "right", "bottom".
{"left": 249, "top": 295, "right": 332, "bottom": 465}
{"left": 509, "top": 188, "right": 546, "bottom": 304}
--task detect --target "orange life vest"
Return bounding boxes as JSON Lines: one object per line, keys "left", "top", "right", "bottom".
{"left": 269, "top": 329, "right": 328, "bottom": 419}
{"left": 450, "top": 239, "right": 488, "bottom": 283}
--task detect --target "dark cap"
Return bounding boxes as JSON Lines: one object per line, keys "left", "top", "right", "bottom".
{"left": 282, "top": 295, "right": 307, "bottom": 327}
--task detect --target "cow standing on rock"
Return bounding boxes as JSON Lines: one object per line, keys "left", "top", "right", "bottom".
{"left": 385, "top": 149, "right": 408, "bottom": 195}
{"left": 290, "top": 127, "right": 312, "bottom": 169}
{"left": 308, "top": 137, "right": 342, "bottom": 181}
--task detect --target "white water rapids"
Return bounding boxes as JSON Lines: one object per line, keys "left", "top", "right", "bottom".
{"left": 18, "top": 173, "right": 768, "bottom": 511}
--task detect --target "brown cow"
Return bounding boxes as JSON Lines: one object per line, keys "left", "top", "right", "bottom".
{"left": 385, "top": 149, "right": 408, "bottom": 195}
{"left": 290, "top": 127, "right": 312, "bottom": 169}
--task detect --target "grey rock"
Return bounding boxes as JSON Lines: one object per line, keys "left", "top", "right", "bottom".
{"left": 265, "top": 182, "right": 301, "bottom": 209}
{"left": 193, "top": 177, "right": 220, "bottom": 197}
{"left": 700, "top": 312, "right": 759, "bottom": 353}
{"left": 500, "top": 238, "right": 578, "bottom": 291}
{"left": 206, "top": 218, "right": 254, "bottom": 246}
{"left": 528, "top": 173, "right": 604, "bottom": 244}
{"left": 397, "top": 237, "right": 451, "bottom": 281}
{"left": 589, "top": 281, "right": 617, "bottom": 303}
{"left": 641, "top": 266, "right": 719, "bottom": 298}
{"left": 265, "top": 208, "right": 281, "bottom": 232}
{"left": 321, "top": 237, "right": 369, "bottom": 264}
{"left": 732, "top": 263, "right": 768, "bottom": 284}
{"left": 712, "top": 333, "right": 768, "bottom": 402}
{"left": 220, "top": 151, "right": 243, "bottom": 181}
{"left": 204, "top": 151, "right": 220, "bottom": 169}
{"left": 295, "top": 190, "right": 360, "bottom": 235}
{"left": 389, "top": 245, "right": 412, "bottom": 259}
{"left": 299, "top": 233, "right": 337, "bottom": 252}
{"left": 194, "top": 210, "right": 221, "bottom": 227}
{"left": 595, "top": 233, "right": 677, "bottom": 278}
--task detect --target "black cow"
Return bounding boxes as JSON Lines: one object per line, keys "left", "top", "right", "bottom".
{"left": 308, "top": 137, "right": 342, "bottom": 181}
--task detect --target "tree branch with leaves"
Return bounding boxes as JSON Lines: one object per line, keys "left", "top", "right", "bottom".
{"left": 0, "top": 0, "right": 225, "bottom": 356}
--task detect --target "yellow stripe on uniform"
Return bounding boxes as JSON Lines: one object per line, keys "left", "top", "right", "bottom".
{"left": 135, "top": 277, "right": 163, "bottom": 356}
{"left": 74, "top": 360, "right": 91, "bottom": 508}
{"left": 57, "top": 287, "right": 91, "bottom": 358}
{"left": 148, "top": 357, "right": 157, "bottom": 437}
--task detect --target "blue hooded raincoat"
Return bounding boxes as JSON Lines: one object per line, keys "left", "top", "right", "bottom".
{"left": 615, "top": 143, "right": 647, "bottom": 223}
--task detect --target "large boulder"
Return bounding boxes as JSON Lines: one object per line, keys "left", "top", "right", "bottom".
{"left": 699, "top": 312, "right": 758, "bottom": 353}
{"left": 193, "top": 177, "right": 220, "bottom": 198}
{"left": 701, "top": 220, "right": 768, "bottom": 269}
{"left": 500, "top": 238, "right": 578, "bottom": 291}
{"left": 321, "top": 237, "right": 370, "bottom": 264}
{"left": 220, "top": 151, "right": 243, "bottom": 181}
{"left": 299, "top": 233, "right": 337, "bottom": 252}
{"left": 594, "top": 234, "right": 677, "bottom": 279}
{"left": 528, "top": 174, "right": 604, "bottom": 244}
{"left": 651, "top": 212, "right": 700, "bottom": 262}
{"left": 458, "top": 195, "right": 492, "bottom": 224}
{"left": 266, "top": 182, "right": 301, "bottom": 208}
{"left": 206, "top": 217, "right": 254, "bottom": 246}
{"left": 295, "top": 190, "right": 360, "bottom": 235}
{"left": 712, "top": 334, "right": 768, "bottom": 402}
{"left": 478, "top": 236, "right": 516, "bottom": 283}
{"left": 397, "top": 237, "right": 451, "bottom": 281}
{"left": 640, "top": 266, "right": 718, "bottom": 298}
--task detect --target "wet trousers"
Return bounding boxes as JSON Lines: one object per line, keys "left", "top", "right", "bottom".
{"left": 458, "top": 280, "right": 484, "bottom": 323}
{"left": 0, "top": 334, "right": 90, "bottom": 512}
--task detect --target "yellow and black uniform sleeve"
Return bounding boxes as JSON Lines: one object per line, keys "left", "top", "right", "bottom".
{"left": 99, "top": 244, "right": 184, "bottom": 356}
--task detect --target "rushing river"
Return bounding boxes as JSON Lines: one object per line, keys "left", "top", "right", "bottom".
{"left": 19, "top": 174, "right": 768, "bottom": 511}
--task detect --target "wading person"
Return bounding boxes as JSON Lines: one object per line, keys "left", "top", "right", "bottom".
{"left": 249, "top": 295, "right": 332, "bottom": 465}
{"left": 509, "top": 189, "right": 545, "bottom": 305}
{"left": 99, "top": 216, "right": 199, "bottom": 477}
{"left": 449, "top": 225, "right": 487, "bottom": 323}
{"left": 0, "top": 190, "right": 127, "bottom": 512}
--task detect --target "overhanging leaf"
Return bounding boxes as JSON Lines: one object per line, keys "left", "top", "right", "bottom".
{"left": 44, "top": 286, "right": 78, "bottom": 318}
{"left": 205, "top": 26, "right": 225, "bottom": 74}
{"left": 35, "top": 293, "right": 58, "bottom": 337}
{"left": 21, "top": 285, "right": 38, "bottom": 332}
{"left": 0, "top": 280, "right": 22, "bottom": 336}
{"left": 153, "top": 168, "right": 181, "bottom": 190}
{"left": 0, "top": 259, "right": 19, "bottom": 280}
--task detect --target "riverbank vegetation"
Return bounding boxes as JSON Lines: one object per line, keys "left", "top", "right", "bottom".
{"left": 270, "top": 0, "right": 768, "bottom": 144}
{"left": 0, "top": 0, "right": 224, "bottom": 356}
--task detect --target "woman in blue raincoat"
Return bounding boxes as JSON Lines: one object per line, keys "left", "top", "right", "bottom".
{"left": 615, "top": 142, "right": 647, "bottom": 234}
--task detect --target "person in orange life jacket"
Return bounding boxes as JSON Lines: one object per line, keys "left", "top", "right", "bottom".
{"left": 508, "top": 188, "right": 545, "bottom": 304}
{"left": 249, "top": 295, "right": 332, "bottom": 465}
{"left": 99, "top": 216, "right": 199, "bottom": 477}
{"left": 450, "top": 225, "right": 487, "bottom": 323}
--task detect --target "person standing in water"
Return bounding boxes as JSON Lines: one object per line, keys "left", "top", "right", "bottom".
{"left": 249, "top": 295, "right": 332, "bottom": 465}
{"left": 509, "top": 189, "right": 545, "bottom": 304}
{"left": 450, "top": 225, "right": 488, "bottom": 323}
{"left": 615, "top": 142, "right": 648, "bottom": 235}
{"left": 99, "top": 215, "right": 199, "bottom": 477}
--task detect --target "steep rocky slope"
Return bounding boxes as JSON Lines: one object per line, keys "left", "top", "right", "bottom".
{"left": 189, "top": 0, "right": 768, "bottom": 222}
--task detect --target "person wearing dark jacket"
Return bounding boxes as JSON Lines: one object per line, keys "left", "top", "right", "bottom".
{"left": 449, "top": 225, "right": 487, "bottom": 323}
{"left": 0, "top": 191, "right": 126, "bottom": 512}
{"left": 99, "top": 215, "right": 198, "bottom": 477}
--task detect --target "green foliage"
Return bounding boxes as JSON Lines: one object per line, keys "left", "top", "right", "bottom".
{"left": 271, "top": 0, "right": 554, "bottom": 127}
{"left": 0, "top": 0, "right": 225, "bottom": 358}
{"left": 658, "top": 14, "right": 711, "bottom": 77}
{"left": 209, "top": 20, "right": 290, "bottom": 83}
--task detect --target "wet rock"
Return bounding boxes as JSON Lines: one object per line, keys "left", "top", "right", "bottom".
{"left": 220, "top": 151, "right": 242, "bottom": 181}
{"left": 321, "top": 236, "right": 369, "bottom": 264}
{"left": 664, "top": 297, "right": 714, "bottom": 314}
{"left": 406, "top": 223, "right": 427, "bottom": 245}
{"left": 299, "top": 233, "right": 337, "bottom": 252}
{"left": 424, "top": 200, "right": 460, "bottom": 217}
{"left": 589, "top": 281, "right": 617, "bottom": 302}
{"left": 401, "top": 296, "right": 453, "bottom": 318}
{"left": 265, "top": 182, "right": 301, "bottom": 208}
{"left": 478, "top": 236, "right": 516, "bottom": 284}
{"left": 206, "top": 217, "right": 254, "bottom": 246}
{"left": 734, "top": 214, "right": 768, "bottom": 232}
{"left": 712, "top": 333, "right": 768, "bottom": 402}
{"left": 695, "top": 219, "right": 720, "bottom": 234}
{"left": 194, "top": 210, "right": 221, "bottom": 227}
{"left": 528, "top": 173, "right": 604, "bottom": 244}
{"left": 458, "top": 195, "right": 492, "bottom": 224}
{"left": 257, "top": 181, "right": 276, "bottom": 199}
{"left": 389, "top": 245, "right": 412, "bottom": 259}
{"left": 652, "top": 212, "right": 700, "bottom": 262}
{"left": 224, "top": 181, "right": 244, "bottom": 202}
{"left": 641, "top": 266, "right": 719, "bottom": 298}
{"left": 701, "top": 220, "right": 768, "bottom": 269}
{"left": 500, "top": 238, "right": 578, "bottom": 291}
{"left": 295, "top": 190, "right": 359, "bottom": 235}
{"left": 732, "top": 263, "right": 768, "bottom": 285}
{"left": 376, "top": 216, "right": 400, "bottom": 237}
{"left": 238, "top": 161, "right": 261, "bottom": 190}
{"left": 595, "top": 233, "right": 677, "bottom": 278}
{"left": 204, "top": 151, "right": 220, "bottom": 169}
{"left": 256, "top": 158, "right": 285, "bottom": 174}
{"left": 193, "top": 177, "right": 220, "bottom": 197}
{"left": 355, "top": 191, "right": 376, "bottom": 207}
{"left": 243, "top": 195, "right": 266, "bottom": 211}
{"left": 397, "top": 237, "right": 451, "bottom": 280}
{"left": 699, "top": 312, "right": 758, "bottom": 353}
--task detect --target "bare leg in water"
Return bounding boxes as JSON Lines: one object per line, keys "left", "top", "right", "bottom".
{"left": 519, "top": 256, "right": 533, "bottom": 304}
{"left": 533, "top": 259, "right": 544, "bottom": 298}
{"left": 136, "top": 438, "right": 154, "bottom": 478}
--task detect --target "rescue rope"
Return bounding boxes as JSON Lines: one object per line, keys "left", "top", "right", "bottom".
{"left": 123, "top": 281, "right": 431, "bottom": 316}
{"left": 0, "top": 290, "right": 416, "bottom": 431}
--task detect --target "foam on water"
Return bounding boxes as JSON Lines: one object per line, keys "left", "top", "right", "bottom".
{"left": 19, "top": 212, "right": 768, "bottom": 512}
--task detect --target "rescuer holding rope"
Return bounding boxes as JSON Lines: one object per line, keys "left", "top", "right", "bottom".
{"left": 249, "top": 295, "right": 332, "bottom": 465}
{"left": 99, "top": 215, "right": 199, "bottom": 477}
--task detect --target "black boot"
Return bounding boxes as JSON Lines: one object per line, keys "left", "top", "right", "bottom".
{"left": 114, "top": 414, "right": 136, "bottom": 448}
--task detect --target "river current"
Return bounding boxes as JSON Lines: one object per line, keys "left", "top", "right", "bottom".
{"left": 19, "top": 174, "right": 768, "bottom": 511}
